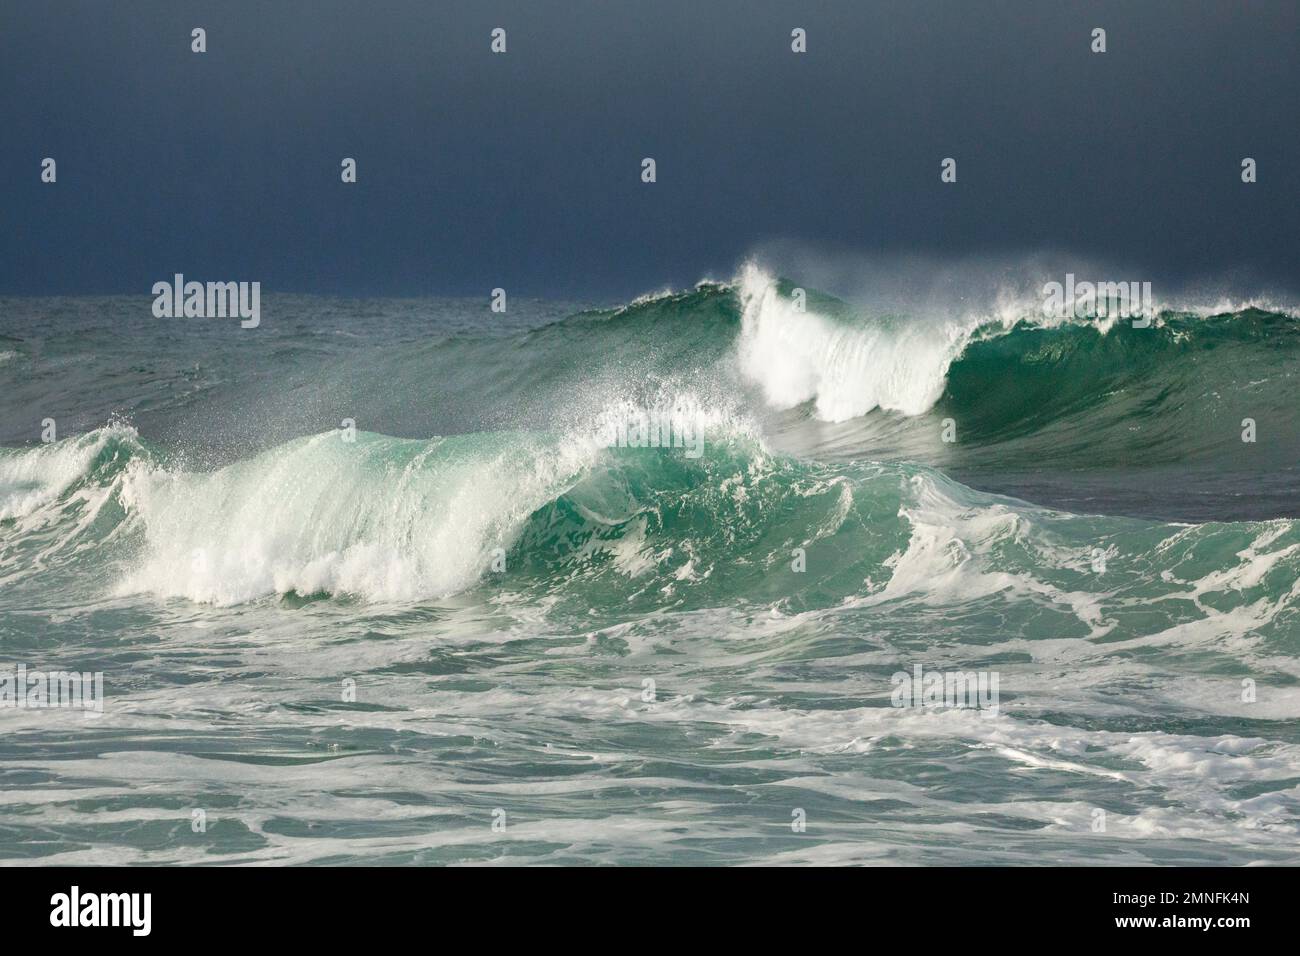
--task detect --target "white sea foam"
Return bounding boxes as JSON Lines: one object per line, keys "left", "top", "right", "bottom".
{"left": 115, "top": 430, "right": 597, "bottom": 604}
{"left": 733, "top": 264, "right": 974, "bottom": 421}
{"left": 729, "top": 263, "right": 1300, "bottom": 424}
{"left": 0, "top": 424, "right": 136, "bottom": 522}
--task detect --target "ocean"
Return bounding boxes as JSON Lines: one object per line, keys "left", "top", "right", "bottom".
{"left": 1, "top": 266, "right": 1298, "bottom": 865}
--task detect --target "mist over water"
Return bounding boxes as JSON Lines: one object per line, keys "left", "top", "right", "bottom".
{"left": 2, "top": 267, "right": 1299, "bottom": 865}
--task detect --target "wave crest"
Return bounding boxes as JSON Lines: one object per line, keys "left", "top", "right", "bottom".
{"left": 114, "top": 430, "right": 596, "bottom": 605}
{"left": 734, "top": 264, "right": 975, "bottom": 421}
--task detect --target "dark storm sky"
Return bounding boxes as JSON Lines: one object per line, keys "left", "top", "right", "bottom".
{"left": 2, "top": 0, "right": 1297, "bottom": 300}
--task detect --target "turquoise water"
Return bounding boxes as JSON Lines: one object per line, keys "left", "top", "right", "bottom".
{"left": 1, "top": 270, "right": 1298, "bottom": 864}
